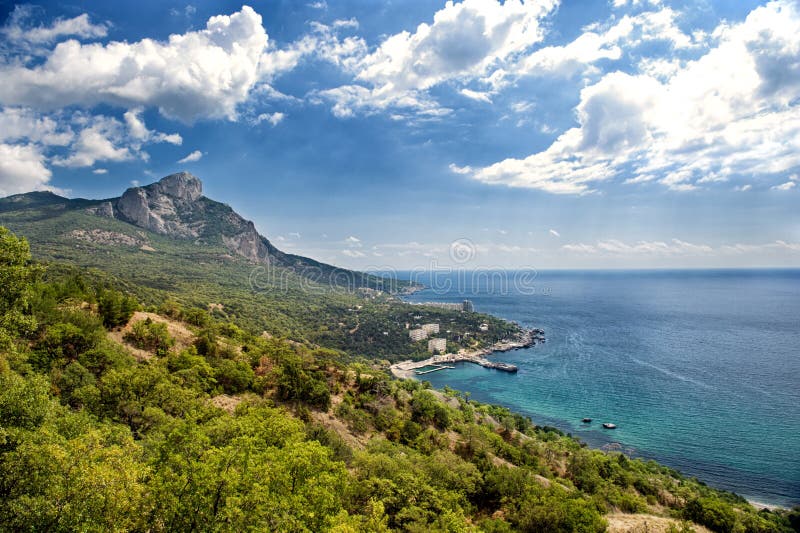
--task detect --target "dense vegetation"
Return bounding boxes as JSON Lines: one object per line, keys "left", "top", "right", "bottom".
{"left": 2, "top": 225, "right": 798, "bottom": 532}
{"left": 0, "top": 198, "right": 515, "bottom": 360}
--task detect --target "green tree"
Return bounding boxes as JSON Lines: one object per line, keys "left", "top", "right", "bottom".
{"left": 0, "top": 227, "right": 41, "bottom": 350}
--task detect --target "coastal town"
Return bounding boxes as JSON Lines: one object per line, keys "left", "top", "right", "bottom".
{"left": 391, "top": 302, "right": 545, "bottom": 379}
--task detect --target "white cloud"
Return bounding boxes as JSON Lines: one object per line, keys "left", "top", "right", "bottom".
{"left": 0, "top": 107, "right": 73, "bottom": 146}
{"left": 720, "top": 240, "right": 800, "bottom": 254}
{"left": 92, "top": 168, "right": 108, "bottom": 175}
{"left": 1, "top": 6, "right": 107, "bottom": 45}
{"left": 562, "top": 238, "right": 713, "bottom": 256}
{"left": 308, "top": 1, "right": 328, "bottom": 9}
{"left": 0, "top": 6, "right": 278, "bottom": 123}
{"left": 772, "top": 181, "right": 796, "bottom": 191}
{"left": 612, "top": 0, "right": 662, "bottom": 7}
{"left": 448, "top": 163, "right": 472, "bottom": 175}
{"left": 177, "top": 150, "right": 203, "bottom": 163}
{"left": 52, "top": 115, "right": 134, "bottom": 168}
{"left": 345, "top": 235, "right": 362, "bottom": 247}
{"left": 460, "top": 88, "right": 492, "bottom": 103}
{"left": 253, "top": 112, "right": 285, "bottom": 126}
{"left": 0, "top": 143, "right": 52, "bottom": 196}
{"left": 342, "top": 249, "right": 365, "bottom": 258}
{"left": 317, "top": 0, "right": 558, "bottom": 117}
{"left": 549, "top": 229, "right": 560, "bottom": 237}
{"left": 0, "top": 106, "right": 183, "bottom": 179}
{"left": 123, "top": 108, "right": 182, "bottom": 144}
{"left": 489, "top": 7, "right": 694, "bottom": 86}
{"left": 734, "top": 184, "right": 752, "bottom": 192}
{"left": 462, "top": 1, "right": 800, "bottom": 194}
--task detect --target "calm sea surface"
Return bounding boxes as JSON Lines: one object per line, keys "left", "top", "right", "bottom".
{"left": 400, "top": 269, "right": 800, "bottom": 507}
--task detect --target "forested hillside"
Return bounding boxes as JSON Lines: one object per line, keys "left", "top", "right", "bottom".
{"left": 1, "top": 226, "right": 798, "bottom": 532}
{"left": 0, "top": 177, "right": 514, "bottom": 359}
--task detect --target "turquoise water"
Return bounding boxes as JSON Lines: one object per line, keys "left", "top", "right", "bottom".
{"left": 401, "top": 270, "right": 800, "bottom": 507}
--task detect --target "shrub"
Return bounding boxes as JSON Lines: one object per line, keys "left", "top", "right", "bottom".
{"left": 683, "top": 497, "right": 737, "bottom": 533}
{"left": 124, "top": 319, "right": 174, "bottom": 356}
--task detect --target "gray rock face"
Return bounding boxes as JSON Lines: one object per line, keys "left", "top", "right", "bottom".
{"left": 115, "top": 172, "right": 203, "bottom": 238}
{"left": 112, "top": 172, "right": 277, "bottom": 264}
{"left": 86, "top": 201, "right": 115, "bottom": 218}
{"left": 152, "top": 172, "right": 202, "bottom": 202}
{"left": 222, "top": 221, "right": 272, "bottom": 263}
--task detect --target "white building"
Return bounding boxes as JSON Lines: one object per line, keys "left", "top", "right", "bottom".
{"left": 409, "top": 328, "right": 428, "bottom": 342}
{"left": 421, "top": 323, "right": 439, "bottom": 334}
{"left": 479, "top": 323, "right": 489, "bottom": 332}
{"left": 427, "top": 338, "right": 447, "bottom": 353}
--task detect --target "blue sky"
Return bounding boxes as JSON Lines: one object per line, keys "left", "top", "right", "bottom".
{"left": 0, "top": 0, "right": 798, "bottom": 269}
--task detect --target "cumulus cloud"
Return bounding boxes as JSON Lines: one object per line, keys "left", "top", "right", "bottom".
{"left": 316, "top": 0, "right": 557, "bottom": 117}
{"left": 252, "top": 112, "right": 285, "bottom": 126}
{"left": 123, "top": 108, "right": 182, "bottom": 145}
{"left": 549, "top": 229, "right": 560, "bottom": 237}
{"left": 177, "top": 150, "right": 203, "bottom": 163}
{"left": 0, "top": 143, "right": 51, "bottom": 196}
{"left": 462, "top": 0, "right": 800, "bottom": 194}
{"left": 52, "top": 115, "right": 133, "bottom": 168}
{"left": 0, "top": 105, "right": 186, "bottom": 194}
{"left": 0, "top": 107, "right": 73, "bottom": 146}
{"left": 0, "top": 6, "right": 278, "bottom": 123}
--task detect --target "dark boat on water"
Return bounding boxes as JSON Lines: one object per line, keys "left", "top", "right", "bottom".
{"left": 603, "top": 423, "right": 617, "bottom": 429}
{"left": 582, "top": 418, "right": 592, "bottom": 423}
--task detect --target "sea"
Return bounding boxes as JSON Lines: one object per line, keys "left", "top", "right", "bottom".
{"left": 398, "top": 269, "right": 800, "bottom": 508}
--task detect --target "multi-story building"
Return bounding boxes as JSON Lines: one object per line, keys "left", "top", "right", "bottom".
{"left": 427, "top": 338, "right": 447, "bottom": 353}
{"left": 421, "top": 323, "right": 439, "bottom": 334}
{"left": 409, "top": 328, "right": 428, "bottom": 342}
{"left": 462, "top": 300, "right": 474, "bottom": 312}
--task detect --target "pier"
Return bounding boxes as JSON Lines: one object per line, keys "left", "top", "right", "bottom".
{"left": 415, "top": 364, "right": 455, "bottom": 375}
{"left": 393, "top": 353, "right": 518, "bottom": 378}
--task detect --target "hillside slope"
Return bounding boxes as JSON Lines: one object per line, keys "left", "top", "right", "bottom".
{"left": 1, "top": 227, "right": 796, "bottom": 532}
{"left": 0, "top": 176, "right": 517, "bottom": 358}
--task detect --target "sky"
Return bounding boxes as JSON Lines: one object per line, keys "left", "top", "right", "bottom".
{"left": 0, "top": 0, "right": 798, "bottom": 270}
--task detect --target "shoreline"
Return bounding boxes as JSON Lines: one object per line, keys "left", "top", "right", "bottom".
{"left": 388, "top": 331, "right": 797, "bottom": 512}
{"left": 389, "top": 328, "right": 543, "bottom": 379}
{"left": 746, "top": 499, "right": 791, "bottom": 512}
{"left": 389, "top": 359, "right": 797, "bottom": 510}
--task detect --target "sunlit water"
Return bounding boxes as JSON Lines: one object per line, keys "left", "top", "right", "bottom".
{"left": 400, "top": 269, "right": 800, "bottom": 507}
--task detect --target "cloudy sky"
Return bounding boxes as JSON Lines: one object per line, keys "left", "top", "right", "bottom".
{"left": 1, "top": 0, "right": 798, "bottom": 269}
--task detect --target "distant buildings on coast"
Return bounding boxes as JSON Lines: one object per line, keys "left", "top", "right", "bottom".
{"left": 412, "top": 299, "right": 475, "bottom": 312}
{"left": 427, "top": 338, "right": 447, "bottom": 353}
{"left": 409, "top": 328, "right": 428, "bottom": 342}
{"left": 408, "top": 322, "right": 441, "bottom": 341}
{"left": 406, "top": 300, "right": 481, "bottom": 354}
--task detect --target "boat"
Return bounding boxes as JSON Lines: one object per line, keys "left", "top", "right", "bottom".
{"left": 582, "top": 418, "right": 592, "bottom": 423}
{"left": 602, "top": 423, "right": 617, "bottom": 429}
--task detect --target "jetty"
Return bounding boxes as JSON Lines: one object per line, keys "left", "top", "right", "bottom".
{"left": 391, "top": 353, "right": 518, "bottom": 378}
{"left": 389, "top": 328, "right": 543, "bottom": 379}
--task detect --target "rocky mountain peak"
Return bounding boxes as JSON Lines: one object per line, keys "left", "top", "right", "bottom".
{"left": 115, "top": 171, "right": 204, "bottom": 238}
{"left": 149, "top": 171, "right": 203, "bottom": 202}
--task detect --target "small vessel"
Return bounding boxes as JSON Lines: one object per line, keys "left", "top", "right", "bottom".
{"left": 582, "top": 418, "right": 592, "bottom": 423}
{"left": 602, "top": 423, "right": 617, "bottom": 429}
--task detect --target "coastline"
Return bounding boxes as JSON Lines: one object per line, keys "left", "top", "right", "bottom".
{"left": 389, "top": 327, "right": 542, "bottom": 380}
{"left": 746, "top": 499, "right": 791, "bottom": 512}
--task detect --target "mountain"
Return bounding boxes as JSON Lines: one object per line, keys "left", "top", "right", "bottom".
{"left": 0, "top": 173, "right": 521, "bottom": 356}
{"left": 0, "top": 172, "right": 407, "bottom": 293}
